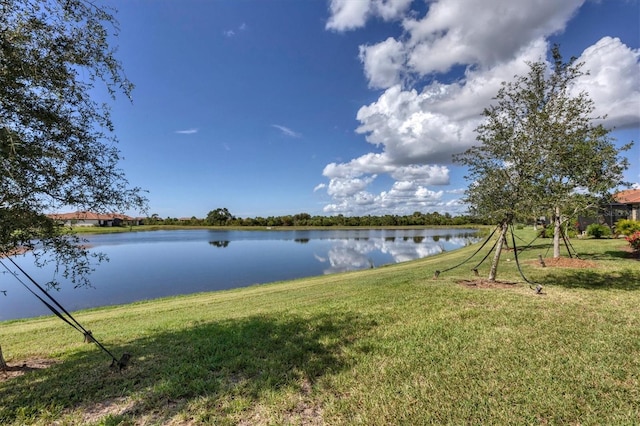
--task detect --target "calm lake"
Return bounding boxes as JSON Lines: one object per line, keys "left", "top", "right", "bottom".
{"left": 0, "top": 228, "right": 479, "bottom": 320}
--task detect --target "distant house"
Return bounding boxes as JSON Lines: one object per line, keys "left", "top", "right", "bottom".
{"left": 577, "top": 189, "right": 640, "bottom": 230}
{"left": 614, "top": 189, "right": 640, "bottom": 221}
{"left": 48, "top": 211, "right": 144, "bottom": 227}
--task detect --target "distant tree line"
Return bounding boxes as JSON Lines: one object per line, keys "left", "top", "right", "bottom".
{"left": 143, "top": 210, "right": 487, "bottom": 227}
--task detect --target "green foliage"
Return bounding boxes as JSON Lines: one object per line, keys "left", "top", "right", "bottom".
{"left": 150, "top": 211, "right": 486, "bottom": 227}
{"left": 615, "top": 219, "right": 640, "bottom": 236}
{"left": 454, "top": 45, "right": 631, "bottom": 265}
{"left": 538, "top": 226, "right": 554, "bottom": 238}
{"left": 0, "top": 0, "right": 146, "bottom": 287}
{"left": 454, "top": 46, "right": 631, "bottom": 224}
{"left": 205, "top": 208, "right": 234, "bottom": 226}
{"left": 586, "top": 223, "right": 611, "bottom": 239}
{"left": 538, "top": 223, "right": 579, "bottom": 239}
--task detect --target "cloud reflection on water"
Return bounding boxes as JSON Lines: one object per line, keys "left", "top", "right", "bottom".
{"left": 320, "top": 235, "right": 474, "bottom": 274}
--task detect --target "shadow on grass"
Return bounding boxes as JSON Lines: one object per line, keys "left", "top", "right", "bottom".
{"left": 538, "top": 268, "right": 640, "bottom": 291}
{"left": 574, "top": 248, "right": 635, "bottom": 261}
{"left": 0, "top": 311, "right": 376, "bottom": 424}
{"left": 602, "top": 250, "right": 639, "bottom": 260}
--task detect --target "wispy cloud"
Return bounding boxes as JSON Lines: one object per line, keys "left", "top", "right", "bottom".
{"left": 271, "top": 124, "right": 301, "bottom": 138}
{"left": 446, "top": 188, "right": 467, "bottom": 195}
{"left": 224, "top": 22, "right": 248, "bottom": 38}
{"left": 175, "top": 128, "right": 198, "bottom": 135}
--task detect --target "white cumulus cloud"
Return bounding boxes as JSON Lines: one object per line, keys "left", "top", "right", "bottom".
{"left": 359, "top": 37, "right": 406, "bottom": 89}
{"left": 402, "top": 0, "right": 583, "bottom": 76}
{"left": 357, "top": 0, "right": 584, "bottom": 87}
{"left": 320, "top": 0, "right": 640, "bottom": 216}
{"left": 326, "top": 0, "right": 412, "bottom": 32}
{"left": 573, "top": 37, "right": 640, "bottom": 129}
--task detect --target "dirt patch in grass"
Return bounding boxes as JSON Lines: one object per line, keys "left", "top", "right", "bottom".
{"left": 458, "top": 279, "right": 519, "bottom": 289}
{"left": 533, "top": 257, "right": 598, "bottom": 268}
{"left": 78, "top": 396, "right": 137, "bottom": 425}
{"left": 0, "top": 358, "right": 58, "bottom": 382}
{"left": 283, "top": 378, "right": 324, "bottom": 426}
{"left": 238, "top": 378, "right": 324, "bottom": 426}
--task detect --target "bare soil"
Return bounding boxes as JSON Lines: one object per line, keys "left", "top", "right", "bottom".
{"left": 535, "top": 257, "right": 598, "bottom": 268}
{"left": 0, "top": 357, "right": 58, "bottom": 382}
{"left": 458, "top": 279, "right": 519, "bottom": 289}
{"left": 458, "top": 256, "right": 599, "bottom": 290}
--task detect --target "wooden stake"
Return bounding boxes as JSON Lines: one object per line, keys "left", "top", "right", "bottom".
{"left": 0, "top": 344, "right": 7, "bottom": 371}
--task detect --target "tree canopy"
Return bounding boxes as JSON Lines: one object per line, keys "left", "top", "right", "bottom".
{"left": 454, "top": 46, "right": 631, "bottom": 278}
{"left": 205, "top": 208, "right": 234, "bottom": 226}
{"left": 1, "top": 0, "right": 146, "bottom": 287}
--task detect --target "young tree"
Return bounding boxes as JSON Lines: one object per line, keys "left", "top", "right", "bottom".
{"left": 454, "top": 46, "right": 631, "bottom": 280}
{"left": 1, "top": 0, "right": 146, "bottom": 361}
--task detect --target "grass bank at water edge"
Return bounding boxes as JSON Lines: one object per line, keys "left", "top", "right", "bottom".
{"left": 1, "top": 229, "right": 639, "bottom": 425}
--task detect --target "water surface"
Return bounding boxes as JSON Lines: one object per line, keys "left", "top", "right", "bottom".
{"left": 0, "top": 228, "right": 478, "bottom": 320}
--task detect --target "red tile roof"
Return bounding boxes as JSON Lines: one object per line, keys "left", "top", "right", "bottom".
{"left": 48, "top": 211, "right": 134, "bottom": 221}
{"left": 614, "top": 189, "right": 640, "bottom": 204}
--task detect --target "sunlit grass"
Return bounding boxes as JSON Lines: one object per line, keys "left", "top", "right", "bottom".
{"left": 1, "top": 229, "right": 639, "bottom": 425}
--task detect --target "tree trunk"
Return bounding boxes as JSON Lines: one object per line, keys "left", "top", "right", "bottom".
{"left": 0, "top": 344, "right": 7, "bottom": 370}
{"left": 488, "top": 220, "right": 509, "bottom": 281}
{"left": 553, "top": 206, "right": 561, "bottom": 258}
{"left": 502, "top": 231, "right": 509, "bottom": 249}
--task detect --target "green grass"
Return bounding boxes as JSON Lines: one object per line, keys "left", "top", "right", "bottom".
{"left": 1, "top": 229, "right": 639, "bottom": 425}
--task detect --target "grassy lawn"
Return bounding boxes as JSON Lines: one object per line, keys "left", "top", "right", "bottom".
{"left": 1, "top": 229, "right": 638, "bottom": 425}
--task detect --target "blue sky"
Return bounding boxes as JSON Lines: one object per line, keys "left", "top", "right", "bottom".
{"left": 103, "top": 0, "right": 640, "bottom": 219}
